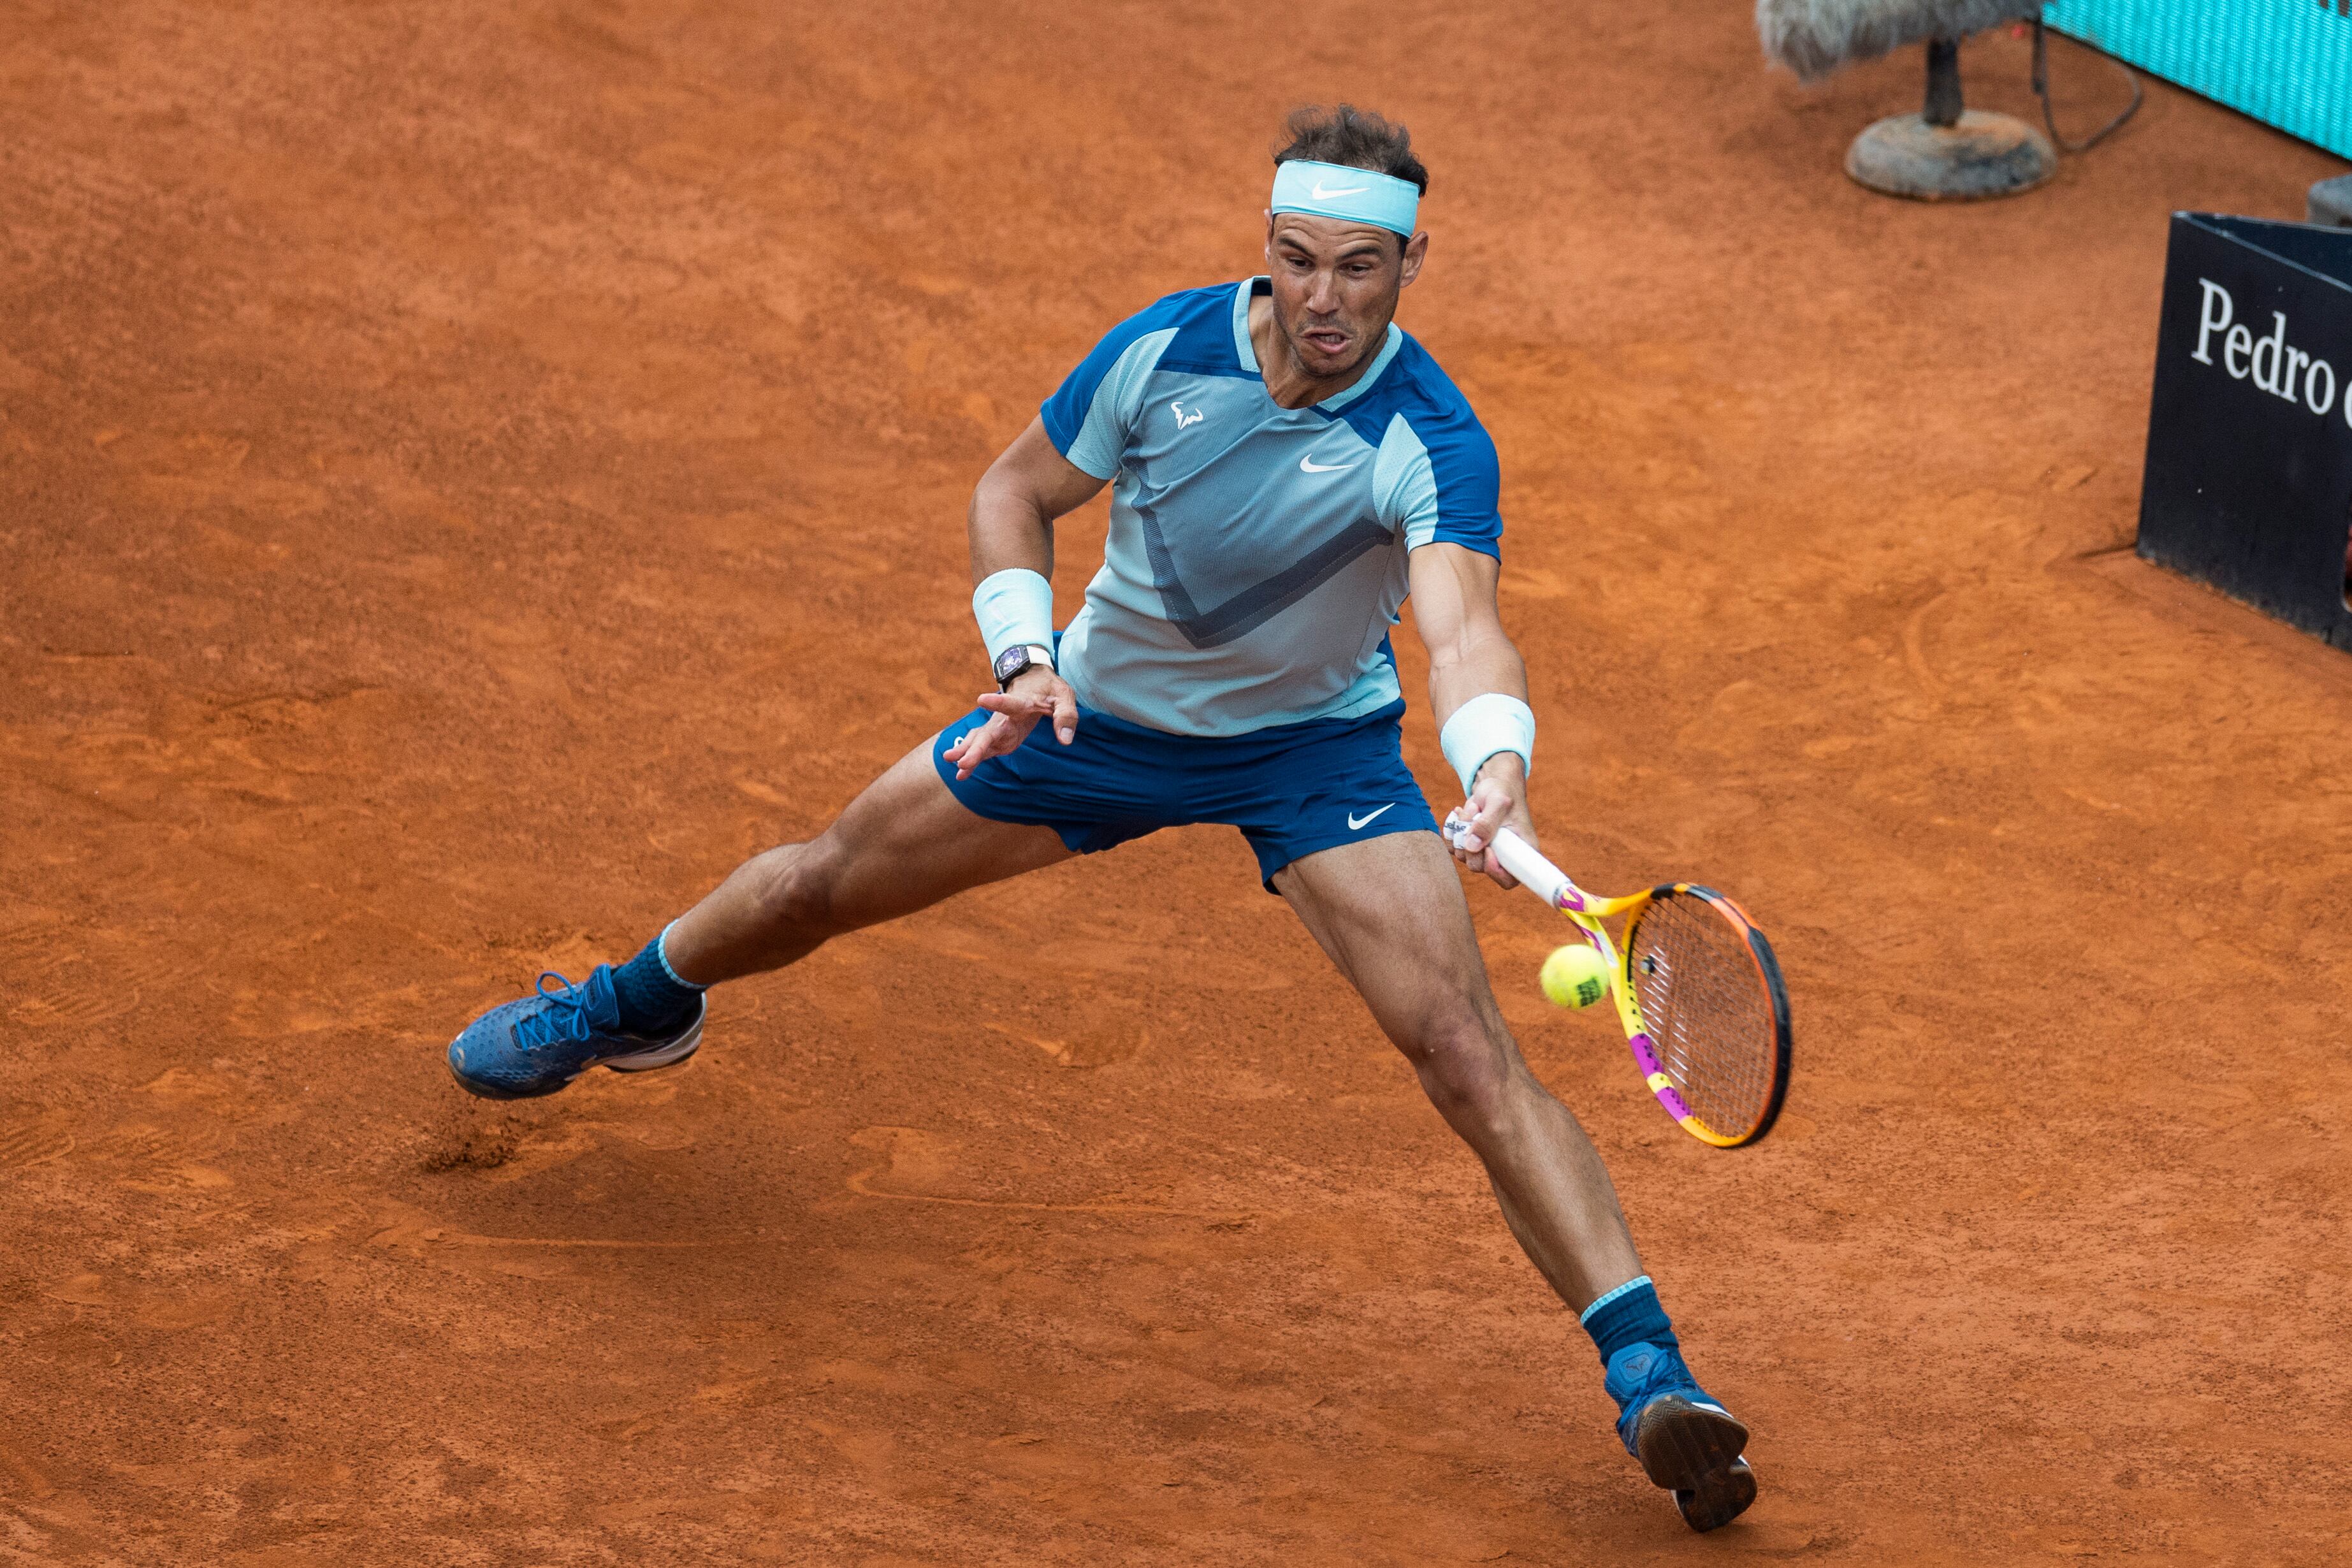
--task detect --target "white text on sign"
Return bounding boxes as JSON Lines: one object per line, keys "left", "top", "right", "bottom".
{"left": 2191, "top": 279, "right": 2348, "bottom": 423}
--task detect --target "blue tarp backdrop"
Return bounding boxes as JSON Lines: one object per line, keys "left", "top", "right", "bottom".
{"left": 2044, "top": 0, "right": 2352, "bottom": 158}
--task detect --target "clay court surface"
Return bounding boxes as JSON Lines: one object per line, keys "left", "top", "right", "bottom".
{"left": 6, "top": 3, "right": 2351, "bottom": 1562}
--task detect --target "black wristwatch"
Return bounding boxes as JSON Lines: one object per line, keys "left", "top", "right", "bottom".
{"left": 993, "top": 642, "right": 1055, "bottom": 690}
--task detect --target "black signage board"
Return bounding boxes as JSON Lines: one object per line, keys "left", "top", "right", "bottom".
{"left": 2138, "top": 214, "right": 2352, "bottom": 648}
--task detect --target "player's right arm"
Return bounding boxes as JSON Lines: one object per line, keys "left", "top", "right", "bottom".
{"left": 941, "top": 417, "right": 1107, "bottom": 778}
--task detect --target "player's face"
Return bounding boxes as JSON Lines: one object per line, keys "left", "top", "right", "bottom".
{"left": 1263, "top": 214, "right": 1428, "bottom": 381}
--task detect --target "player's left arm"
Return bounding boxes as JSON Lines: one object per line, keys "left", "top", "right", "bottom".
{"left": 1411, "top": 541, "right": 1534, "bottom": 889}
{"left": 941, "top": 416, "right": 1108, "bottom": 778}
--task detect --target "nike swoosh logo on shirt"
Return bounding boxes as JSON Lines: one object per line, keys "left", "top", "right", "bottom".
{"left": 1311, "top": 182, "right": 1369, "bottom": 200}
{"left": 1300, "top": 455, "right": 1354, "bottom": 474}
{"left": 1347, "top": 804, "right": 1396, "bottom": 830}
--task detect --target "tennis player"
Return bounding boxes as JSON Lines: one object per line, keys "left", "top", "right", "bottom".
{"left": 446, "top": 105, "right": 1756, "bottom": 1532}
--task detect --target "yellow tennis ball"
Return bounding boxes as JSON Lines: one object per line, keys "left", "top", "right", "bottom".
{"left": 1540, "top": 943, "right": 1610, "bottom": 1010}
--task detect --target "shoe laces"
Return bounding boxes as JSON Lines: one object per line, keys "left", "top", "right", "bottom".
{"left": 512, "top": 971, "right": 596, "bottom": 1051}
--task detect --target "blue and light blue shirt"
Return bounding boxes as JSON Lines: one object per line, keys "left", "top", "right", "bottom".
{"left": 1041, "top": 278, "right": 1503, "bottom": 737}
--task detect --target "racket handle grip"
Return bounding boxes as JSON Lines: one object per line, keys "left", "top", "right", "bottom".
{"left": 1442, "top": 818, "right": 1574, "bottom": 910}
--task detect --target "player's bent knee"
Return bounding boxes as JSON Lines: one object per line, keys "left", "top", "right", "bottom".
{"left": 1404, "top": 1023, "right": 1516, "bottom": 1135}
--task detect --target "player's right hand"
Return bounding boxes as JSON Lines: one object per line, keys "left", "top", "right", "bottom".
{"left": 942, "top": 668, "right": 1078, "bottom": 779}
{"left": 1444, "top": 753, "right": 1535, "bottom": 892}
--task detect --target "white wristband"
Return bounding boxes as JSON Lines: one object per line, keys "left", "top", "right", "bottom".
{"left": 1439, "top": 693, "right": 1535, "bottom": 797}
{"left": 972, "top": 568, "right": 1054, "bottom": 664}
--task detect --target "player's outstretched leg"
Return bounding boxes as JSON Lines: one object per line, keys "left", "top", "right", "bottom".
{"left": 1275, "top": 830, "right": 1755, "bottom": 1533}
{"left": 447, "top": 739, "right": 1070, "bottom": 1098}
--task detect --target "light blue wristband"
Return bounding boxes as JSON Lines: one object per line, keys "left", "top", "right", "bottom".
{"left": 972, "top": 568, "right": 1054, "bottom": 664}
{"left": 1439, "top": 693, "right": 1535, "bottom": 797}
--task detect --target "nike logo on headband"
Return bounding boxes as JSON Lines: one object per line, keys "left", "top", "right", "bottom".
{"left": 1310, "top": 181, "right": 1369, "bottom": 200}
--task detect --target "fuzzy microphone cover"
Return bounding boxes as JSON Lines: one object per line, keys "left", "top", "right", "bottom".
{"left": 1756, "top": 0, "right": 2045, "bottom": 82}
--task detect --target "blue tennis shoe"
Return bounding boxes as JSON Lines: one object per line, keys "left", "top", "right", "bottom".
{"left": 1604, "top": 1341, "right": 1756, "bottom": 1532}
{"left": 447, "top": 966, "right": 703, "bottom": 1100}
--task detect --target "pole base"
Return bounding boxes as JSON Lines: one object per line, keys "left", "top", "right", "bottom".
{"left": 1845, "top": 111, "right": 2056, "bottom": 201}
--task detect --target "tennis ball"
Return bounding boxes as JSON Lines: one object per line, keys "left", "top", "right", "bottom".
{"left": 1540, "top": 943, "right": 1610, "bottom": 1010}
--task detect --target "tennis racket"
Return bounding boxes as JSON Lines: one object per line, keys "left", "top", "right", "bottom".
{"left": 1443, "top": 817, "right": 1792, "bottom": 1149}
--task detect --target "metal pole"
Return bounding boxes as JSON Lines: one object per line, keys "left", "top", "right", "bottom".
{"left": 1924, "top": 38, "right": 1963, "bottom": 128}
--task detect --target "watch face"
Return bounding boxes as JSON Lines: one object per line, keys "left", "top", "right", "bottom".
{"left": 993, "top": 646, "right": 1029, "bottom": 683}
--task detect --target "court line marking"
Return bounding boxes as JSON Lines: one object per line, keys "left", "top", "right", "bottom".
{"left": 846, "top": 1165, "right": 1247, "bottom": 1222}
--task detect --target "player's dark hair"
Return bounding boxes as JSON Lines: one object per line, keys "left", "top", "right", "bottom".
{"left": 1272, "top": 104, "right": 1429, "bottom": 194}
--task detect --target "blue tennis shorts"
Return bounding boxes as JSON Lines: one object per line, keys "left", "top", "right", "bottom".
{"left": 933, "top": 697, "right": 1439, "bottom": 889}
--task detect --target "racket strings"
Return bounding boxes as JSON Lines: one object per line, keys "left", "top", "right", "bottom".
{"left": 1628, "top": 896, "right": 1776, "bottom": 1140}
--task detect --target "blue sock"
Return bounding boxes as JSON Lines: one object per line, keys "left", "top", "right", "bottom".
{"left": 610, "top": 924, "right": 704, "bottom": 1034}
{"left": 1580, "top": 1275, "right": 1679, "bottom": 1367}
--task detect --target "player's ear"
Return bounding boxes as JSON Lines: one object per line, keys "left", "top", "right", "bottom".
{"left": 1263, "top": 208, "right": 1277, "bottom": 263}
{"left": 1399, "top": 229, "right": 1428, "bottom": 287}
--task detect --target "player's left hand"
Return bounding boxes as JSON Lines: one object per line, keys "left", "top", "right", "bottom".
{"left": 1444, "top": 753, "right": 1535, "bottom": 890}
{"left": 941, "top": 667, "right": 1078, "bottom": 780}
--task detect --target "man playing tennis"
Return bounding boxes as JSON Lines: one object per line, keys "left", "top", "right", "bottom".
{"left": 446, "top": 105, "right": 1757, "bottom": 1532}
